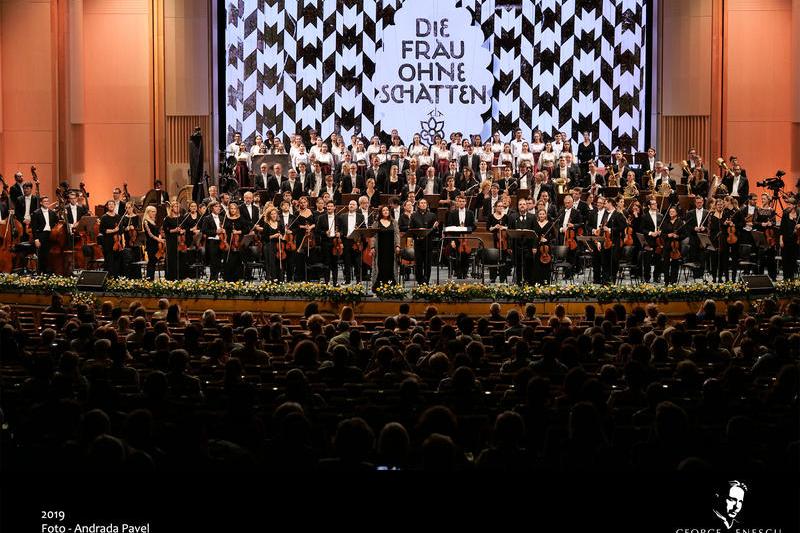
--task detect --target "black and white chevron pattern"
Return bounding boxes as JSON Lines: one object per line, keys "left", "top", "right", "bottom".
{"left": 225, "top": 0, "right": 647, "bottom": 153}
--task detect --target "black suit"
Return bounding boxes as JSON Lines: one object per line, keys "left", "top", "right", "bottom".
{"left": 639, "top": 210, "right": 664, "bottom": 282}
{"left": 338, "top": 211, "right": 365, "bottom": 283}
{"left": 685, "top": 208, "right": 710, "bottom": 278}
{"left": 459, "top": 153, "right": 481, "bottom": 175}
{"left": 722, "top": 174, "right": 749, "bottom": 200}
{"left": 280, "top": 179, "right": 305, "bottom": 200}
{"left": 419, "top": 176, "right": 442, "bottom": 196}
{"left": 14, "top": 195, "right": 40, "bottom": 228}
{"left": 409, "top": 209, "right": 438, "bottom": 284}
{"left": 31, "top": 208, "right": 60, "bottom": 274}
{"left": 315, "top": 212, "right": 342, "bottom": 284}
{"left": 201, "top": 213, "right": 226, "bottom": 280}
{"left": 239, "top": 203, "right": 259, "bottom": 234}
{"left": 341, "top": 174, "right": 365, "bottom": 195}
{"left": 64, "top": 204, "right": 88, "bottom": 225}
{"left": 584, "top": 172, "right": 605, "bottom": 190}
{"left": 445, "top": 209, "right": 476, "bottom": 278}
{"left": 9, "top": 182, "right": 24, "bottom": 206}
{"left": 510, "top": 211, "right": 535, "bottom": 285}
{"left": 587, "top": 209, "right": 624, "bottom": 284}
{"left": 555, "top": 207, "right": 583, "bottom": 277}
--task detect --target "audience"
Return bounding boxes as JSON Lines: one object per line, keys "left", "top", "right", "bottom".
{"left": 0, "top": 298, "right": 797, "bottom": 472}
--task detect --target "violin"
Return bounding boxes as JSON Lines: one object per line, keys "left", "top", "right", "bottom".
{"left": 602, "top": 223, "right": 613, "bottom": 250}
{"left": 670, "top": 239, "right": 681, "bottom": 260}
{"left": 497, "top": 226, "right": 508, "bottom": 252}
{"left": 623, "top": 225, "right": 634, "bottom": 247}
{"left": 218, "top": 228, "right": 229, "bottom": 251}
{"left": 112, "top": 216, "right": 126, "bottom": 252}
{"left": 332, "top": 235, "right": 344, "bottom": 256}
{"left": 284, "top": 231, "right": 296, "bottom": 252}
{"left": 177, "top": 228, "right": 188, "bottom": 252}
{"left": 230, "top": 229, "right": 242, "bottom": 251}
{"left": 726, "top": 222, "right": 738, "bottom": 245}
{"left": 156, "top": 230, "right": 166, "bottom": 261}
{"left": 277, "top": 233, "right": 288, "bottom": 262}
{"left": 538, "top": 234, "right": 552, "bottom": 264}
{"left": 764, "top": 226, "right": 777, "bottom": 248}
{"left": 565, "top": 225, "right": 582, "bottom": 250}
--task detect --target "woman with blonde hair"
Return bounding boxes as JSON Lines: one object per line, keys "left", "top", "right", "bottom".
{"left": 142, "top": 205, "right": 165, "bottom": 280}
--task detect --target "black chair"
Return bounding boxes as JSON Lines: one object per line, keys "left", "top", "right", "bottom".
{"left": 480, "top": 247, "right": 503, "bottom": 282}
{"left": 616, "top": 245, "right": 639, "bottom": 284}
{"left": 398, "top": 248, "right": 415, "bottom": 285}
{"left": 737, "top": 243, "right": 758, "bottom": 278}
{"left": 551, "top": 245, "right": 571, "bottom": 282}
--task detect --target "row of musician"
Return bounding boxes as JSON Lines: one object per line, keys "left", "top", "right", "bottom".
{"left": 2, "top": 174, "right": 799, "bottom": 284}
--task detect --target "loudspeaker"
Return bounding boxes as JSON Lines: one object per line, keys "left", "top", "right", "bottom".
{"left": 76, "top": 270, "right": 108, "bottom": 291}
{"left": 741, "top": 275, "right": 774, "bottom": 295}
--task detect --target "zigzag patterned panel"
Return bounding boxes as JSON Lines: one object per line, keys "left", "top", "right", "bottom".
{"left": 225, "top": 0, "right": 647, "bottom": 154}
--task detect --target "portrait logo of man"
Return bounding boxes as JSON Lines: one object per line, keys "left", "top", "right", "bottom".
{"left": 713, "top": 480, "right": 747, "bottom": 530}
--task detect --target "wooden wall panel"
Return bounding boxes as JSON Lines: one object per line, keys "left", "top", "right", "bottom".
{"left": 658, "top": 115, "right": 710, "bottom": 167}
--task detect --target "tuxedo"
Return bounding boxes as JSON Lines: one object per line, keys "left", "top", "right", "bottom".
{"left": 640, "top": 209, "right": 665, "bottom": 282}
{"left": 482, "top": 195, "right": 502, "bottom": 219}
{"left": 65, "top": 204, "right": 88, "bottom": 226}
{"left": 402, "top": 181, "right": 423, "bottom": 202}
{"left": 420, "top": 176, "right": 442, "bottom": 196}
{"left": 584, "top": 172, "right": 605, "bottom": 190}
{"left": 280, "top": 178, "right": 305, "bottom": 200}
{"left": 9, "top": 182, "right": 24, "bottom": 206}
{"left": 445, "top": 208, "right": 476, "bottom": 278}
{"left": 723, "top": 174, "right": 749, "bottom": 199}
{"left": 337, "top": 210, "right": 366, "bottom": 283}
{"left": 239, "top": 203, "right": 259, "bottom": 234}
{"left": 341, "top": 173, "right": 365, "bottom": 195}
{"left": 409, "top": 209, "right": 439, "bottom": 284}
{"left": 31, "top": 208, "right": 60, "bottom": 274}
{"left": 268, "top": 175, "right": 285, "bottom": 198}
{"left": 14, "top": 195, "right": 40, "bottom": 225}
{"left": 459, "top": 153, "right": 482, "bottom": 175}
{"left": 509, "top": 210, "right": 535, "bottom": 285}
{"left": 254, "top": 172, "right": 272, "bottom": 191}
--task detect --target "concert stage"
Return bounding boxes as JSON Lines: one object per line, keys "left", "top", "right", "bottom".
{"left": 0, "top": 274, "right": 794, "bottom": 318}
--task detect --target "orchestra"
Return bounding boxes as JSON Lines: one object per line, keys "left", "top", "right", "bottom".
{"left": 1, "top": 132, "right": 797, "bottom": 289}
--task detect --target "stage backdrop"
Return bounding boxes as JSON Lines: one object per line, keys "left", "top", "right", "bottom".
{"left": 225, "top": 0, "right": 647, "bottom": 154}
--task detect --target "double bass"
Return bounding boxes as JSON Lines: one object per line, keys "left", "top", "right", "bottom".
{"left": 0, "top": 174, "right": 24, "bottom": 273}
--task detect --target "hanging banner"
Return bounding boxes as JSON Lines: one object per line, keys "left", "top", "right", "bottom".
{"left": 373, "top": 0, "right": 494, "bottom": 143}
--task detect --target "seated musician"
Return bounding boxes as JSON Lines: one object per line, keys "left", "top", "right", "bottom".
{"left": 202, "top": 185, "right": 220, "bottom": 206}
{"left": 150, "top": 180, "right": 170, "bottom": 205}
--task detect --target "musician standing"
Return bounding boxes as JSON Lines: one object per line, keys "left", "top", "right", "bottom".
{"left": 685, "top": 195, "right": 710, "bottom": 279}
{"left": 201, "top": 201, "right": 225, "bottom": 281}
{"left": 316, "top": 200, "right": 341, "bottom": 285}
{"left": 444, "top": 196, "right": 475, "bottom": 279}
{"left": 640, "top": 198, "right": 664, "bottom": 283}
{"left": 120, "top": 203, "right": 141, "bottom": 278}
{"left": 222, "top": 203, "right": 244, "bottom": 282}
{"left": 31, "top": 196, "right": 58, "bottom": 274}
{"left": 756, "top": 194, "right": 778, "bottom": 279}
{"left": 531, "top": 208, "right": 555, "bottom": 285}
{"left": 339, "top": 200, "right": 364, "bottom": 284}
{"left": 410, "top": 198, "right": 439, "bottom": 285}
{"left": 162, "top": 201, "right": 183, "bottom": 280}
{"left": 510, "top": 197, "right": 534, "bottom": 285}
{"left": 99, "top": 200, "right": 122, "bottom": 277}
{"left": 557, "top": 194, "right": 583, "bottom": 279}
{"left": 277, "top": 201, "right": 296, "bottom": 282}
{"left": 181, "top": 201, "right": 202, "bottom": 279}
{"left": 142, "top": 206, "right": 164, "bottom": 281}
{"left": 661, "top": 206, "right": 685, "bottom": 286}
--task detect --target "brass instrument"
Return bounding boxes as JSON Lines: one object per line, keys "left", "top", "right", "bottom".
{"left": 553, "top": 176, "right": 570, "bottom": 195}
{"left": 680, "top": 160, "right": 690, "bottom": 174}
{"left": 716, "top": 157, "right": 731, "bottom": 175}
{"left": 606, "top": 166, "right": 619, "bottom": 188}
{"left": 623, "top": 178, "right": 639, "bottom": 199}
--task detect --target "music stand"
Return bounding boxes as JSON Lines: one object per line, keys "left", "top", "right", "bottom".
{"left": 423, "top": 194, "right": 440, "bottom": 209}
{"left": 506, "top": 229, "right": 536, "bottom": 285}
{"left": 407, "top": 228, "right": 434, "bottom": 240}
{"left": 697, "top": 233, "right": 715, "bottom": 252}
{"left": 351, "top": 227, "right": 379, "bottom": 291}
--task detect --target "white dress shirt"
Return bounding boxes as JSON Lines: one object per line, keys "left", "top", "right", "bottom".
{"left": 327, "top": 215, "right": 336, "bottom": 237}
{"left": 210, "top": 214, "right": 221, "bottom": 239}
{"left": 458, "top": 208, "right": 466, "bottom": 225}
{"left": 347, "top": 213, "right": 357, "bottom": 236}
{"left": 41, "top": 208, "right": 51, "bottom": 231}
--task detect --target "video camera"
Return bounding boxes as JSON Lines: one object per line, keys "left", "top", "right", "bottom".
{"left": 757, "top": 170, "right": 786, "bottom": 190}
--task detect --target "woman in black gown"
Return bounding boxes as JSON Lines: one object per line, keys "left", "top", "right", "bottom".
{"left": 293, "top": 196, "right": 316, "bottom": 281}
{"left": 661, "top": 206, "right": 686, "bottom": 286}
{"left": 261, "top": 207, "right": 283, "bottom": 281}
{"left": 385, "top": 165, "right": 404, "bottom": 195}
{"left": 577, "top": 131, "right": 596, "bottom": 177}
{"left": 370, "top": 205, "right": 400, "bottom": 291}
{"left": 180, "top": 201, "right": 202, "bottom": 278}
{"left": 222, "top": 202, "right": 244, "bottom": 282}
{"left": 531, "top": 208, "right": 554, "bottom": 285}
{"left": 487, "top": 201, "right": 509, "bottom": 283}
{"left": 162, "top": 201, "right": 182, "bottom": 280}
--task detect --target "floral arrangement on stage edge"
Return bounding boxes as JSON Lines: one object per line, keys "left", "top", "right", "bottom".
{"left": 2, "top": 274, "right": 800, "bottom": 304}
